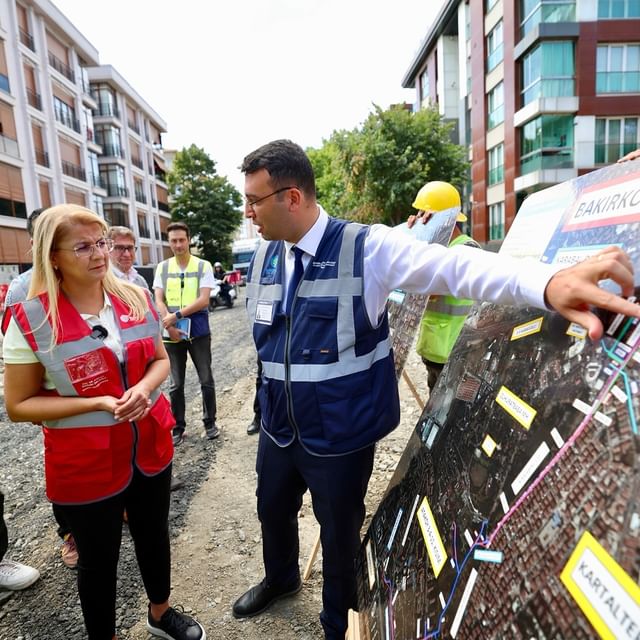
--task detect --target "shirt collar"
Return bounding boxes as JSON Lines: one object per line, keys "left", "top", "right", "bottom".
{"left": 283, "top": 205, "right": 329, "bottom": 257}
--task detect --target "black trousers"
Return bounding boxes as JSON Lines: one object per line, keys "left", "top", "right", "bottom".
{"left": 256, "top": 432, "right": 375, "bottom": 640}
{"left": 0, "top": 491, "right": 8, "bottom": 561}
{"left": 55, "top": 465, "right": 172, "bottom": 640}
{"left": 252, "top": 358, "right": 263, "bottom": 422}
{"left": 166, "top": 334, "right": 216, "bottom": 433}
{"left": 422, "top": 357, "right": 445, "bottom": 392}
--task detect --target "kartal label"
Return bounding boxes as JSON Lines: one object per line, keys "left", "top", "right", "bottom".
{"left": 416, "top": 497, "right": 447, "bottom": 578}
{"left": 495, "top": 386, "right": 537, "bottom": 430}
{"left": 510, "top": 317, "right": 543, "bottom": 341}
{"left": 561, "top": 531, "right": 640, "bottom": 640}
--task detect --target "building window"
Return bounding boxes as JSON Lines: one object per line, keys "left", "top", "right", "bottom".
{"left": 92, "top": 195, "right": 104, "bottom": 218}
{"left": 487, "top": 82, "right": 504, "bottom": 129}
{"left": 598, "top": 0, "right": 640, "bottom": 18}
{"left": 488, "top": 144, "right": 505, "bottom": 185}
{"left": 487, "top": 0, "right": 500, "bottom": 11}
{"left": 95, "top": 124, "right": 122, "bottom": 158}
{"left": 91, "top": 83, "right": 119, "bottom": 118}
{"left": 103, "top": 203, "right": 128, "bottom": 227}
{"left": 520, "top": 114, "right": 574, "bottom": 174}
{"left": 520, "top": 0, "right": 576, "bottom": 38}
{"left": 595, "top": 117, "right": 639, "bottom": 163}
{"left": 489, "top": 202, "right": 505, "bottom": 240}
{"left": 596, "top": 44, "right": 640, "bottom": 93}
{"left": 100, "top": 164, "right": 127, "bottom": 198}
{"left": 487, "top": 21, "right": 504, "bottom": 72}
{"left": 53, "top": 96, "right": 80, "bottom": 133}
{"left": 420, "top": 69, "right": 430, "bottom": 104}
{"left": 521, "top": 41, "right": 575, "bottom": 106}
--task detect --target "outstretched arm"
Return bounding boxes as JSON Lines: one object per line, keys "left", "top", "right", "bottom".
{"left": 544, "top": 246, "right": 638, "bottom": 339}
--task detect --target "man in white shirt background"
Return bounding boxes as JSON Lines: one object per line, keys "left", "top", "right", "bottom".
{"left": 107, "top": 226, "right": 149, "bottom": 289}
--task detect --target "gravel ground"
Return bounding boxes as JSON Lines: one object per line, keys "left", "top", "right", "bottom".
{"left": 0, "top": 289, "right": 427, "bottom": 640}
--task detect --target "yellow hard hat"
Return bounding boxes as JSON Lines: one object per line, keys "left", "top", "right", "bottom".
{"left": 412, "top": 181, "right": 467, "bottom": 222}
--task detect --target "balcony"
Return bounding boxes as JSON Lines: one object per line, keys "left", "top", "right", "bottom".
{"left": 596, "top": 71, "right": 640, "bottom": 94}
{"left": 520, "top": 1, "right": 576, "bottom": 38}
{"left": 86, "top": 128, "right": 94, "bottom": 143}
{"left": 90, "top": 172, "right": 106, "bottom": 189}
{"left": 128, "top": 121, "right": 140, "bottom": 135}
{"left": 0, "top": 133, "right": 20, "bottom": 159}
{"left": 105, "top": 184, "right": 128, "bottom": 198}
{"left": 19, "top": 28, "right": 35, "bottom": 51}
{"left": 100, "top": 143, "right": 123, "bottom": 158}
{"left": 48, "top": 52, "right": 75, "bottom": 83}
{"left": 158, "top": 201, "right": 170, "bottom": 212}
{"left": 135, "top": 191, "right": 147, "bottom": 204}
{"left": 595, "top": 142, "right": 639, "bottom": 164}
{"left": 520, "top": 147, "right": 573, "bottom": 175}
{"left": 61, "top": 160, "right": 86, "bottom": 181}
{"left": 35, "top": 149, "right": 49, "bottom": 167}
{"left": 54, "top": 109, "right": 81, "bottom": 133}
{"left": 486, "top": 45, "right": 503, "bottom": 73}
{"left": 26, "top": 88, "right": 41, "bottom": 110}
{"left": 131, "top": 155, "right": 144, "bottom": 169}
{"left": 487, "top": 105, "right": 504, "bottom": 130}
{"left": 93, "top": 102, "right": 120, "bottom": 118}
{"left": 139, "top": 225, "right": 150, "bottom": 238}
{"left": 0, "top": 74, "right": 9, "bottom": 95}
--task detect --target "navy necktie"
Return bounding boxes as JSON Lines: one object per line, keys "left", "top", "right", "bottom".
{"left": 285, "top": 246, "right": 305, "bottom": 315}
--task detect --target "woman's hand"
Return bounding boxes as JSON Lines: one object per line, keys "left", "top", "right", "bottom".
{"left": 113, "top": 384, "right": 152, "bottom": 423}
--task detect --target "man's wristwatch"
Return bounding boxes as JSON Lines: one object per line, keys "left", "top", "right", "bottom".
{"left": 175, "top": 311, "right": 183, "bottom": 320}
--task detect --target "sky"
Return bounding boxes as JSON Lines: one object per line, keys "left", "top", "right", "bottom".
{"left": 52, "top": 0, "right": 445, "bottom": 193}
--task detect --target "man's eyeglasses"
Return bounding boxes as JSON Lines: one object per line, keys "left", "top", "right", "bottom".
{"left": 111, "top": 244, "right": 137, "bottom": 254}
{"left": 56, "top": 238, "right": 114, "bottom": 258}
{"left": 245, "top": 186, "right": 296, "bottom": 209}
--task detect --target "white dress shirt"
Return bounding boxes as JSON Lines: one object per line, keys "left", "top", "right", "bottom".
{"left": 285, "top": 206, "right": 562, "bottom": 324}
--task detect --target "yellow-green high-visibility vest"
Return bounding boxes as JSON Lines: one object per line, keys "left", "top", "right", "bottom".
{"left": 416, "top": 234, "right": 480, "bottom": 364}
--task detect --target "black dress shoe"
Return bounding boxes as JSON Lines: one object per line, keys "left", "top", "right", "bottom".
{"left": 232, "top": 578, "right": 302, "bottom": 618}
{"left": 246, "top": 418, "right": 260, "bottom": 435}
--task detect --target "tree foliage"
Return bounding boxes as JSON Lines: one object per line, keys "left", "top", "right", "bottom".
{"left": 166, "top": 144, "right": 242, "bottom": 266}
{"left": 308, "top": 105, "right": 468, "bottom": 226}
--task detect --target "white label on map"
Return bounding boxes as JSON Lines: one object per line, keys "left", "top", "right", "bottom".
{"left": 495, "top": 386, "right": 537, "bottom": 430}
{"left": 611, "top": 385, "right": 628, "bottom": 404}
{"left": 464, "top": 529, "right": 474, "bottom": 548}
{"left": 450, "top": 568, "right": 478, "bottom": 638}
{"left": 633, "top": 351, "right": 640, "bottom": 364}
{"left": 594, "top": 411, "right": 613, "bottom": 427}
{"left": 401, "top": 494, "right": 421, "bottom": 547}
{"left": 417, "top": 497, "right": 447, "bottom": 578}
{"left": 625, "top": 321, "right": 640, "bottom": 346}
{"left": 562, "top": 175, "right": 640, "bottom": 231}
{"left": 499, "top": 492, "right": 509, "bottom": 514}
{"left": 567, "top": 322, "right": 588, "bottom": 339}
{"left": 474, "top": 549, "right": 504, "bottom": 564}
{"left": 438, "top": 592, "right": 446, "bottom": 609}
{"left": 551, "top": 428, "right": 565, "bottom": 448}
{"left": 511, "top": 442, "right": 550, "bottom": 495}
{"left": 387, "top": 508, "right": 403, "bottom": 551}
{"left": 573, "top": 398, "right": 592, "bottom": 416}
{"left": 510, "top": 317, "right": 543, "bottom": 341}
{"left": 416, "top": 618, "right": 421, "bottom": 638}
{"left": 365, "top": 540, "right": 376, "bottom": 590}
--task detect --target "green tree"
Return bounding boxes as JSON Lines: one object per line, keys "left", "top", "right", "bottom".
{"left": 308, "top": 104, "right": 468, "bottom": 226}
{"left": 166, "top": 144, "right": 242, "bottom": 266}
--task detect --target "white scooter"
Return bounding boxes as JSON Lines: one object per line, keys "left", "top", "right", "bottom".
{"left": 209, "top": 280, "right": 237, "bottom": 311}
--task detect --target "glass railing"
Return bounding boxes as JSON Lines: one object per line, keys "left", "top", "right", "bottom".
{"left": 521, "top": 2, "right": 576, "bottom": 37}
{"left": 105, "top": 184, "right": 128, "bottom": 198}
{"left": 19, "top": 28, "right": 35, "bottom": 51}
{"left": 61, "top": 161, "right": 86, "bottom": 181}
{"left": 522, "top": 77, "right": 575, "bottom": 105}
{"left": 489, "top": 223, "right": 505, "bottom": 240}
{"left": 486, "top": 44, "right": 504, "bottom": 72}
{"left": 596, "top": 71, "right": 640, "bottom": 94}
{"left": 54, "top": 108, "right": 81, "bottom": 133}
{"left": 100, "top": 143, "right": 123, "bottom": 158}
{"left": 520, "top": 148, "right": 573, "bottom": 174}
{"left": 594, "top": 142, "right": 639, "bottom": 164}
{"left": 48, "top": 52, "right": 75, "bottom": 82}
{"left": 93, "top": 102, "right": 120, "bottom": 118}
{"left": 0, "top": 133, "right": 20, "bottom": 159}
{"left": 488, "top": 165, "right": 504, "bottom": 185}
{"left": 487, "top": 105, "right": 504, "bottom": 129}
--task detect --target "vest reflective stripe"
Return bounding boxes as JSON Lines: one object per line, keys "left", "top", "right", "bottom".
{"left": 160, "top": 256, "right": 205, "bottom": 311}
{"left": 45, "top": 389, "right": 161, "bottom": 428}
{"left": 261, "top": 336, "right": 392, "bottom": 382}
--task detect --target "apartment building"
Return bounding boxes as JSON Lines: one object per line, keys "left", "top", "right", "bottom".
{"left": 402, "top": 0, "right": 640, "bottom": 245}
{"left": 0, "top": 0, "right": 170, "bottom": 271}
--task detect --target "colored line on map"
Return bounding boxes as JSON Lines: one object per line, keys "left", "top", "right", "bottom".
{"left": 488, "top": 327, "right": 640, "bottom": 546}
{"left": 382, "top": 571, "right": 396, "bottom": 640}
{"left": 422, "top": 521, "right": 489, "bottom": 639}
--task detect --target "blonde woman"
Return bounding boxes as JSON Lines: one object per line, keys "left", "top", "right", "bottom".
{"left": 3, "top": 205, "right": 205, "bottom": 640}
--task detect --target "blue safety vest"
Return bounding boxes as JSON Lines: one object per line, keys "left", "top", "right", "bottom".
{"left": 246, "top": 218, "right": 399, "bottom": 456}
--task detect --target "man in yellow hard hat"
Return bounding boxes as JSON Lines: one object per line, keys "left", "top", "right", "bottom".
{"left": 408, "top": 181, "right": 480, "bottom": 391}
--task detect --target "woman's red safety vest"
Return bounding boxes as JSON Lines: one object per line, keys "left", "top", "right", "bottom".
{"left": 9, "top": 290, "right": 174, "bottom": 505}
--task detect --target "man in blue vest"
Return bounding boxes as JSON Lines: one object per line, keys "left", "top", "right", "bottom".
{"left": 232, "top": 139, "right": 638, "bottom": 640}
{"left": 153, "top": 221, "right": 219, "bottom": 445}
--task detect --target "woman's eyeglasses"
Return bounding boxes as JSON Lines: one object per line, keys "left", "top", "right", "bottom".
{"left": 55, "top": 238, "right": 114, "bottom": 259}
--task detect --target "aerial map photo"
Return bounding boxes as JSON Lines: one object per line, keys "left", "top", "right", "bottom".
{"left": 357, "top": 162, "right": 640, "bottom": 639}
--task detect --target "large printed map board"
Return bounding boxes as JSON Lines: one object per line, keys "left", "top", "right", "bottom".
{"left": 388, "top": 207, "right": 458, "bottom": 379}
{"left": 357, "top": 161, "right": 640, "bottom": 639}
